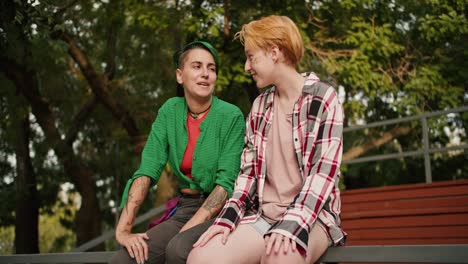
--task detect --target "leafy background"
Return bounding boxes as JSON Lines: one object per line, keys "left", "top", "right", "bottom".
{"left": 0, "top": 0, "right": 466, "bottom": 253}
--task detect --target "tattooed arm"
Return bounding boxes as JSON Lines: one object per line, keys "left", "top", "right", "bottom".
{"left": 115, "top": 176, "right": 151, "bottom": 263}
{"left": 179, "top": 185, "right": 228, "bottom": 233}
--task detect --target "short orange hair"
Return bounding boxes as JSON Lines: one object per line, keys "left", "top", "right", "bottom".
{"left": 234, "top": 15, "right": 304, "bottom": 67}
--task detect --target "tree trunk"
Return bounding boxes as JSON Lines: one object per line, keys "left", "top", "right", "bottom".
{"left": 57, "top": 32, "right": 142, "bottom": 147}
{"left": 343, "top": 126, "right": 413, "bottom": 161}
{"left": 14, "top": 115, "right": 39, "bottom": 254}
{"left": 0, "top": 57, "right": 103, "bottom": 249}
{"left": 223, "top": 0, "right": 230, "bottom": 47}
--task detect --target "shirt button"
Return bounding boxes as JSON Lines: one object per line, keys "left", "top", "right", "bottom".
{"left": 294, "top": 138, "right": 298, "bottom": 142}
{"left": 295, "top": 113, "right": 298, "bottom": 116}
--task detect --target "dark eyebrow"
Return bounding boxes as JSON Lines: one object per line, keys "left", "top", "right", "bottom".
{"left": 190, "top": 61, "right": 216, "bottom": 68}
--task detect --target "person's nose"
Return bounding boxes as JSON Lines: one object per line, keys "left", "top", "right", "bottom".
{"left": 244, "top": 60, "right": 251, "bottom": 72}
{"left": 201, "top": 67, "right": 209, "bottom": 79}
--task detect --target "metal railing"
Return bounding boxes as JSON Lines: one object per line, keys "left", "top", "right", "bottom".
{"left": 342, "top": 105, "right": 468, "bottom": 183}
{"left": 72, "top": 206, "right": 165, "bottom": 253}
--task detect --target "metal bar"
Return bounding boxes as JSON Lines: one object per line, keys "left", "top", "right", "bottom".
{"left": 421, "top": 117, "right": 432, "bottom": 183}
{"left": 0, "top": 251, "right": 115, "bottom": 263}
{"left": 342, "top": 144, "right": 468, "bottom": 165}
{"left": 319, "top": 245, "right": 468, "bottom": 263}
{"left": 343, "top": 150, "right": 424, "bottom": 165}
{"left": 72, "top": 205, "right": 165, "bottom": 252}
{"left": 344, "top": 105, "right": 468, "bottom": 132}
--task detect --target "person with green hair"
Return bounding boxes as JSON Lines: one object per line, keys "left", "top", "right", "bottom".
{"left": 109, "top": 41, "right": 245, "bottom": 264}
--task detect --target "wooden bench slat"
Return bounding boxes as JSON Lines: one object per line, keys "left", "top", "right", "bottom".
{"left": 346, "top": 238, "right": 468, "bottom": 245}
{"left": 342, "top": 184, "right": 468, "bottom": 203}
{"left": 342, "top": 206, "right": 468, "bottom": 219}
{"left": 343, "top": 195, "right": 468, "bottom": 212}
{"left": 343, "top": 213, "right": 468, "bottom": 229}
{"left": 342, "top": 179, "right": 468, "bottom": 196}
{"left": 341, "top": 180, "right": 468, "bottom": 203}
{"left": 346, "top": 226, "right": 468, "bottom": 239}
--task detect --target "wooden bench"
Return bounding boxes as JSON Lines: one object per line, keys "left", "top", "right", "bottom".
{"left": 2, "top": 180, "right": 467, "bottom": 263}
{"left": 341, "top": 179, "right": 468, "bottom": 245}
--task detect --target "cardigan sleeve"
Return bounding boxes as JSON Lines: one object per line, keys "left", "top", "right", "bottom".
{"left": 213, "top": 104, "right": 259, "bottom": 231}
{"left": 213, "top": 108, "right": 245, "bottom": 198}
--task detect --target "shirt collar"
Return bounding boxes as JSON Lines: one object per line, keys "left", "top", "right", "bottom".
{"left": 264, "top": 72, "right": 320, "bottom": 109}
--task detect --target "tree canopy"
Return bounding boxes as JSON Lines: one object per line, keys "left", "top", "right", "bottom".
{"left": 0, "top": 0, "right": 466, "bottom": 253}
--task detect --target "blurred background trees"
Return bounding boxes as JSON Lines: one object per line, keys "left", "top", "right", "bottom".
{"left": 0, "top": 0, "right": 466, "bottom": 253}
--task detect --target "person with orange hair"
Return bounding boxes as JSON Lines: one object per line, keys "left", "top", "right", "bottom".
{"left": 188, "top": 15, "right": 346, "bottom": 264}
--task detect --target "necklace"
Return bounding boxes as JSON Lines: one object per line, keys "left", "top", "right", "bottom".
{"left": 188, "top": 105, "right": 210, "bottom": 119}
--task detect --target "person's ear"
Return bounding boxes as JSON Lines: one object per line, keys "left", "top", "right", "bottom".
{"left": 270, "top": 45, "right": 280, "bottom": 63}
{"left": 176, "top": 68, "right": 183, "bottom": 84}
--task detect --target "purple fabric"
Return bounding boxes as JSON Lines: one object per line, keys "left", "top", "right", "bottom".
{"left": 148, "top": 196, "right": 181, "bottom": 229}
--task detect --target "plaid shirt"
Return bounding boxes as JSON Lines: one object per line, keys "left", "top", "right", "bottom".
{"left": 213, "top": 72, "right": 346, "bottom": 251}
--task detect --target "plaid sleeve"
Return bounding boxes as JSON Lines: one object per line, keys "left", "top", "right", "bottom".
{"left": 213, "top": 105, "right": 259, "bottom": 230}
{"left": 267, "top": 86, "right": 344, "bottom": 252}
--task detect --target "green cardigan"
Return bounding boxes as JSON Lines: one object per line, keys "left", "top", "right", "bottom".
{"left": 120, "top": 96, "right": 245, "bottom": 208}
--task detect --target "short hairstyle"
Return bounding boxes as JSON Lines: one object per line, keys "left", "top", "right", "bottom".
{"left": 234, "top": 15, "right": 304, "bottom": 67}
{"left": 173, "top": 40, "right": 219, "bottom": 74}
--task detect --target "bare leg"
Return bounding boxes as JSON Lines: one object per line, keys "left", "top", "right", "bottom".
{"left": 188, "top": 223, "right": 265, "bottom": 264}
{"left": 261, "top": 223, "right": 330, "bottom": 264}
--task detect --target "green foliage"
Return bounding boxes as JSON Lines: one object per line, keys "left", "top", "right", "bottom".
{"left": 0, "top": 226, "right": 14, "bottom": 254}
{"left": 0, "top": 0, "right": 466, "bottom": 252}
{"left": 38, "top": 198, "right": 77, "bottom": 253}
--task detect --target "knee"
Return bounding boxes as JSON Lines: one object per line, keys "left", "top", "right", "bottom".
{"left": 187, "top": 247, "right": 212, "bottom": 264}
{"left": 166, "top": 236, "right": 191, "bottom": 264}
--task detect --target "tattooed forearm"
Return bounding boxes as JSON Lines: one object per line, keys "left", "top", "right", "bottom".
{"left": 124, "top": 176, "right": 151, "bottom": 225}
{"left": 202, "top": 185, "right": 228, "bottom": 218}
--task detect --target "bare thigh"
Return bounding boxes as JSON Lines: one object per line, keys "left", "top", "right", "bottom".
{"left": 261, "top": 223, "right": 330, "bottom": 264}
{"left": 188, "top": 223, "right": 265, "bottom": 264}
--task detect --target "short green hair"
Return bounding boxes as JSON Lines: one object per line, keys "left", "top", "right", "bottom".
{"left": 173, "top": 40, "right": 219, "bottom": 74}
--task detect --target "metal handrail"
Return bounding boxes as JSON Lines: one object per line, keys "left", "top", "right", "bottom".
{"left": 71, "top": 205, "right": 165, "bottom": 252}
{"left": 343, "top": 106, "right": 468, "bottom": 132}
{"left": 343, "top": 105, "right": 468, "bottom": 183}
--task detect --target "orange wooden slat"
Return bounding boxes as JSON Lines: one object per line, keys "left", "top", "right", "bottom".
{"left": 342, "top": 184, "right": 468, "bottom": 204}
{"left": 342, "top": 179, "right": 468, "bottom": 196}
{"left": 341, "top": 180, "right": 468, "bottom": 205}
{"left": 345, "top": 226, "right": 468, "bottom": 239}
{"left": 345, "top": 238, "right": 468, "bottom": 245}
{"left": 342, "top": 196, "right": 468, "bottom": 212}
{"left": 342, "top": 206, "right": 468, "bottom": 219}
{"left": 342, "top": 213, "right": 468, "bottom": 229}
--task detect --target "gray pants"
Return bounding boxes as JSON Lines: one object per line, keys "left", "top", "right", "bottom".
{"left": 109, "top": 195, "right": 214, "bottom": 264}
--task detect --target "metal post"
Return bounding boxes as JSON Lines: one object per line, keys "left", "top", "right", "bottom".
{"left": 421, "top": 117, "right": 432, "bottom": 183}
